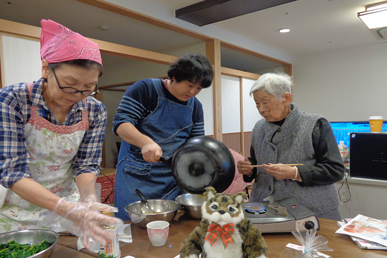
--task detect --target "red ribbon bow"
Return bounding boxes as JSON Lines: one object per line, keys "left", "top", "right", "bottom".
{"left": 204, "top": 222, "right": 235, "bottom": 248}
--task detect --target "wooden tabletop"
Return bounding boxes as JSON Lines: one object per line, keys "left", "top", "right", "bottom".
{"left": 52, "top": 244, "right": 96, "bottom": 258}
{"left": 56, "top": 215, "right": 387, "bottom": 258}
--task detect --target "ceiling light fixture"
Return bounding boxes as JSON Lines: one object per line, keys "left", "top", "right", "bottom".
{"left": 358, "top": 1, "right": 387, "bottom": 29}
{"left": 279, "top": 28, "right": 290, "bottom": 33}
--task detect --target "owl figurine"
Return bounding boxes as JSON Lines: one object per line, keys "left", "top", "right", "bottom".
{"left": 180, "top": 187, "right": 268, "bottom": 258}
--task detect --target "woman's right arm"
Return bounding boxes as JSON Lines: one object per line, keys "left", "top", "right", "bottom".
{"left": 0, "top": 85, "right": 31, "bottom": 189}
{"left": 11, "top": 177, "right": 121, "bottom": 247}
{"left": 10, "top": 178, "right": 61, "bottom": 211}
{"left": 238, "top": 146, "right": 258, "bottom": 182}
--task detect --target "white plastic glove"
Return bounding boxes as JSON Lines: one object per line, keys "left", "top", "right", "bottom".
{"left": 53, "top": 198, "right": 123, "bottom": 249}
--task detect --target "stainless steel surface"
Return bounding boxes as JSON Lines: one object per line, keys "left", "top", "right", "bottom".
{"left": 0, "top": 229, "right": 60, "bottom": 258}
{"left": 175, "top": 193, "right": 205, "bottom": 219}
{"left": 125, "top": 199, "right": 179, "bottom": 228}
{"left": 243, "top": 197, "right": 320, "bottom": 233}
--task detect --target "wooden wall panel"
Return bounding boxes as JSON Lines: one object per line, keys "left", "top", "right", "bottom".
{"left": 243, "top": 132, "right": 252, "bottom": 157}
{"left": 94, "top": 91, "right": 106, "bottom": 168}
{"left": 222, "top": 132, "right": 241, "bottom": 154}
{"left": 206, "top": 39, "right": 222, "bottom": 141}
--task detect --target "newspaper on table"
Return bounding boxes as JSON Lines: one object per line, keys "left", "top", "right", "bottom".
{"left": 337, "top": 220, "right": 387, "bottom": 250}
{"left": 336, "top": 214, "right": 387, "bottom": 248}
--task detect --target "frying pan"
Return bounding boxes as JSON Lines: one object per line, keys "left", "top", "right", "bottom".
{"left": 165, "top": 136, "right": 235, "bottom": 194}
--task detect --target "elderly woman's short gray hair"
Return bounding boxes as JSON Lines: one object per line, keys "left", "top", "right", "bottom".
{"left": 250, "top": 73, "right": 292, "bottom": 101}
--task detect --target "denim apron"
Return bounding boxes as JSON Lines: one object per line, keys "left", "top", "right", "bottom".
{"left": 114, "top": 79, "right": 195, "bottom": 220}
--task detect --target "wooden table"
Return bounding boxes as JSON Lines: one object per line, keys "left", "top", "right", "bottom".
{"left": 56, "top": 215, "right": 387, "bottom": 258}
{"left": 51, "top": 244, "right": 95, "bottom": 258}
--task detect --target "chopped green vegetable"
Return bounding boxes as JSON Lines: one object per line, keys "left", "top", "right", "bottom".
{"left": 98, "top": 254, "right": 114, "bottom": 258}
{"left": 0, "top": 240, "right": 52, "bottom": 258}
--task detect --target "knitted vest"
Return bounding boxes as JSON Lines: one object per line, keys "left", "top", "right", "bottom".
{"left": 250, "top": 103, "right": 341, "bottom": 220}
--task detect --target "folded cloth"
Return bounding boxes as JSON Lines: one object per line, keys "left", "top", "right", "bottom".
{"left": 118, "top": 224, "right": 132, "bottom": 243}
{"left": 40, "top": 19, "right": 102, "bottom": 65}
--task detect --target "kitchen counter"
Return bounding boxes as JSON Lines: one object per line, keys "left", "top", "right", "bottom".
{"left": 55, "top": 214, "right": 387, "bottom": 258}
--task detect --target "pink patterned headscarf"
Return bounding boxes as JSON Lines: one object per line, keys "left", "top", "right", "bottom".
{"left": 40, "top": 19, "right": 102, "bottom": 65}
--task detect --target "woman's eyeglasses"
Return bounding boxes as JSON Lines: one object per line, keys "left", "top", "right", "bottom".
{"left": 52, "top": 69, "right": 99, "bottom": 96}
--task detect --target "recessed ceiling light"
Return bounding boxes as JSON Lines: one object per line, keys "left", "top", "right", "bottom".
{"left": 279, "top": 28, "right": 291, "bottom": 33}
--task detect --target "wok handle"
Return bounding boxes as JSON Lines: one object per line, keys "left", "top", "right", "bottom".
{"left": 159, "top": 156, "right": 172, "bottom": 165}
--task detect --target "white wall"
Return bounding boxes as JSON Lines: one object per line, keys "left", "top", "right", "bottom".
{"left": 293, "top": 42, "right": 387, "bottom": 219}
{"left": 196, "top": 84, "right": 214, "bottom": 136}
{"left": 243, "top": 78, "right": 262, "bottom": 132}
{"left": 334, "top": 179, "right": 387, "bottom": 220}
{"left": 1, "top": 35, "right": 41, "bottom": 86}
{"left": 293, "top": 42, "right": 387, "bottom": 121}
{"left": 221, "top": 75, "right": 241, "bottom": 134}
{"left": 220, "top": 76, "right": 263, "bottom": 135}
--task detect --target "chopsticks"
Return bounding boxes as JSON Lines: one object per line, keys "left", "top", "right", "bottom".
{"left": 252, "top": 163, "right": 303, "bottom": 167}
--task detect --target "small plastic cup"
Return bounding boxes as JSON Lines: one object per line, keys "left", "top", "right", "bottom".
{"left": 369, "top": 116, "right": 383, "bottom": 132}
{"left": 146, "top": 221, "right": 169, "bottom": 246}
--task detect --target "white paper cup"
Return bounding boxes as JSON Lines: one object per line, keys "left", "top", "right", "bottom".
{"left": 146, "top": 221, "right": 169, "bottom": 246}
{"left": 369, "top": 116, "right": 383, "bottom": 132}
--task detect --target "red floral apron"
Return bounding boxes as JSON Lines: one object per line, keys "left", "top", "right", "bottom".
{"left": 0, "top": 82, "right": 89, "bottom": 232}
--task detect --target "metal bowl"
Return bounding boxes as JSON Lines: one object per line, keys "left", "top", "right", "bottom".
{"left": 175, "top": 193, "right": 206, "bottom": 219}
{"left": 125, "top": 199, "right": 179, "bottom": 228}
{"left": 0, "top": 229, "right": 59, "bottom": 258}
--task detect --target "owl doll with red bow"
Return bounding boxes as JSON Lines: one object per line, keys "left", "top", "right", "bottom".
{"left": 180, "top": 187, "right": 268, "bottom": 258}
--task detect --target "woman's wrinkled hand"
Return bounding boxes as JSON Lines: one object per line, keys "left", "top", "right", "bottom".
{"left": 262, "top": 163, "right": 296, "bottom": 181}
{"left": 237, "top": 158, "right": 254, "bottom": 176}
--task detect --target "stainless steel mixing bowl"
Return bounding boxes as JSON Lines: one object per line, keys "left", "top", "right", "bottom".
{"left": 175, "top": 193, "right": 206, "bottom": 219}
{"left": 0, "top": 229, "right": 60, "bottom": 258}
{"left": 125, "top": 199, "right": 179, "bottom": 228}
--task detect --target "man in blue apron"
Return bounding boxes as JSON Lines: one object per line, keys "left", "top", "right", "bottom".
{"left": 113, "top": 54, "right": 214, "bottom": 220}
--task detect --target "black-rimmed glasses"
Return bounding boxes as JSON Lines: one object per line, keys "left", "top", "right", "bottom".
{"left": 52, "top": 69, "right": 99, "bottom": 96}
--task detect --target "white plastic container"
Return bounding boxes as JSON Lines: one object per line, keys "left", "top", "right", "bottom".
{"left": 338, "top": 141, "right": 349, "bottom": 168}
{"left": 98, "top": 225, "right": 121, "bottom": 258}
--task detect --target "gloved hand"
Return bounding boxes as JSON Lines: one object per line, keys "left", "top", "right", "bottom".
{"left": 79, "top": 178, "right": 99, "bottom": 204}
{"left": 54, "top": 198, "right": 123, "bottom": 249}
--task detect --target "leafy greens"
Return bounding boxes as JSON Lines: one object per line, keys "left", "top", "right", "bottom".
{"left": 0, "top": 240, "right": 52, "bottom": 258}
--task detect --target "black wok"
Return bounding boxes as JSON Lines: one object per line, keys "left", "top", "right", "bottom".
{"left": 167, "top": 136, "right": 235, "bottom": 194}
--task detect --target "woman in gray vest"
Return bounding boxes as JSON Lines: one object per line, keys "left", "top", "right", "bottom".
{"left": 237, "top": 73, "right": 345, "bottom": 220}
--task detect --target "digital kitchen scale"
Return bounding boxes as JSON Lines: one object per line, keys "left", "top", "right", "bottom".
{"left": 243, "top": 197, "right": 320, "bottom": 233}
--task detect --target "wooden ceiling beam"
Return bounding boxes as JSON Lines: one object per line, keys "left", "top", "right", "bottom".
{"left": 176, "top": 0, "right": 298, "bottom": 26}
{"left": 0, "top": 19, "right": 176, "bottom": 66}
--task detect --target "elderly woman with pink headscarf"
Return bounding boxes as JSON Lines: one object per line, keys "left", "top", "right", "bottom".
{"left": 0, "top": 19, "right": 121, "bottom": 248}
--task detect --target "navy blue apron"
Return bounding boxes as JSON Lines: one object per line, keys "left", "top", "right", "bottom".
{"left": 114, "top": 79, "right": 195, "bottom": 220}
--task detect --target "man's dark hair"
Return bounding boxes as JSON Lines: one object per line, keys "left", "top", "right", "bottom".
{"left": 167, "top": 53, "right": 213, "bottom": 88}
